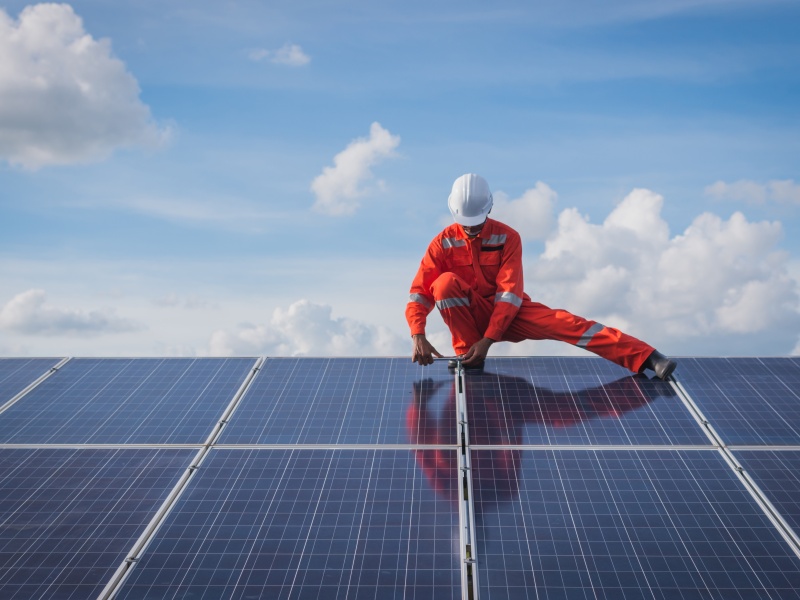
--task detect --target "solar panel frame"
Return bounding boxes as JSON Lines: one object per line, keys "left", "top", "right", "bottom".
{"left": 0, "top": 357, "right": 63, "bottom": 407}
{"left": 0, "top": 358, "right": 258, "bottom": 445}
{"left": 471, "top": 448, "right": 800, "bottom": 600}
{"left": 0, "top": 447, "right": 195, "bottom": 600}
{"left": 113, "top": 448, "right": 462, "bottom": 600}
{"left": 676, "top": 358, "right": 800, "bottom": 446}
{"left": 219, "top": 358, "right": 458, "bottom": 446}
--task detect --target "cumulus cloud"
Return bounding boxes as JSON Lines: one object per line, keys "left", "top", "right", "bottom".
{"left": 491, "top": 182, "right": 557, "bottom": 241}
{"left": 311, "top": 122, "right": 401, "bottom": 216}
{"left": 0, "top": 289, "right": 143, "bottom": 336}
{"left": 706, "top": 179, "right": 800, "bottom": 206}
{"left": 528, "top": 188, "right": 800, "bottom": 355}
{"left": 0, "top": 3, "right": 169, "bottom": 168}
{"left": 209, "top": 299, "right": 406, "bottom": 357}
{"left": 249, "top": 43, "right": 310, "bottom": 66}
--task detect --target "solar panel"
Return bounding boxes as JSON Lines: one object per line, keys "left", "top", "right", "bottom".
{"left": 0, "top": 358, "right": 256, "bottom": 444}
{"left": 0, "top": 447, "right": 195, "bottom": 600}
{"left": 733, "top": 450, "right": 800, "bottom": 538}
{"left": 471, "top": 448, "right": 800, "bottom": 599}
{"left": 676, "top": 358, "right": 800, "bottom": 445}
{"left": 219, "top": 358, "right": 456, "bottom": 445}
{"left": 466, "top": 357, "right": 708, "bottom": 446}
{"left": 114, "top": 448, "right": 461, "bottom": 599}
{"left": 0, "top": 358, "right": 62, "bottom": 406}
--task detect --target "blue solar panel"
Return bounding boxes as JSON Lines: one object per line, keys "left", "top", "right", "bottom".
{"left": 0, "top": 358, "right": 61, "bottom": 405}
{"left": 676, "top": 358, "right": 800, "bottom": 445}
{"left": 220, "top": 358, "right": 456, "bottom": 445}
{"left": 472, "top": 448, "right": 800, "bottom": 599}
{"left": 0, "top": 358, "right": 256, "bottom": 444}
{"left": 466, "top": 357, "right": 707, "bottom": 446}
{"left": 115, "top": 448, "right": 461, "bottom": 599}
{"left": 733, "top": 450, "right": 800, "bottom": 539}
{"left": 0, "top": 447, "right": 194, "bottom": 600}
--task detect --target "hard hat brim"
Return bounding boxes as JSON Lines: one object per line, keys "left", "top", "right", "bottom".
{"left": 451, "top": 212, "right": 489, "bottom": 227}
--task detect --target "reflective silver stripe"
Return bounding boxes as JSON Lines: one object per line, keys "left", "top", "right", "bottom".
{"left": 442, "top": 237, "right": 466, "bottom": 249}
{"left": 576, "top": 322, "right": 605, "bottom": 349}
{"left": 408, "top": 293, "right": 433, "bottom": 309}
{"left": 436, "top": 297, "right": 470, "bottom": 310}
{"left": 483, "top": 234, "right": 507, "bottom": 246}
{"left": 494, "top": 291, "right": 523, "bottom": 307}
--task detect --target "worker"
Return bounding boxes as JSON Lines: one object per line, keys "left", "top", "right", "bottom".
{"left": 406, "top": 173, "right": 678, "bottom": 379}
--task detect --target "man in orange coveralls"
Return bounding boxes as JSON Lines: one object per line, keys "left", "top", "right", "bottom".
{"left": 406, "top": 173, "right": 677, "bottom": 379}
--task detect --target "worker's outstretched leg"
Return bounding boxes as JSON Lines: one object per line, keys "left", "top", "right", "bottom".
{"left": 430, "top": 273, "right": 493, "bottom": 356}
{"left": 503, "top": 301, "right": 654, "bottom": 373}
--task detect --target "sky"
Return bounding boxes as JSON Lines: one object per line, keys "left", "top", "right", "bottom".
{"left": 1, "top": 0, "right": 799, "bottom": 359}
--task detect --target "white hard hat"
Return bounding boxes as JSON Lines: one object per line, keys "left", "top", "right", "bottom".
{"left": 448, "top": 173, "right": 493, "bottom": 226}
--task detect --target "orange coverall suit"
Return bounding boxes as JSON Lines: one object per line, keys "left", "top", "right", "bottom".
{"left": 405, "top": 218, "right": 654, "bottom": 372}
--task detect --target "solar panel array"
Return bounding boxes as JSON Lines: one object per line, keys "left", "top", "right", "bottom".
{"left": 1, "top": 356, "right": 799, "bottom": 599}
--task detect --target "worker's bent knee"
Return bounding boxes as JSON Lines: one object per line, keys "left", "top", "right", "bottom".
{"left": 430, "top": 272, "right": 468, "bottom": 300}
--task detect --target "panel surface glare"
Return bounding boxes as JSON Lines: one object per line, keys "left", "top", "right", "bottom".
{"left": 115, "top": 448, "right": 460, "bottom": 600}
{"left": 0, "top": 358, "right": 256, "bottom": 444}
{"left": 472, "top": 449, "right": 800, "bottom": 600}
{"left": 0, "top": 358, "right": 61, "bottom": 405}
{"left": 466, "top": 358, "right": 707, "bottom": 446}
{"left": 677, "top": 358, "right": 800, "bottom": 445}
{"left": 220, "top": 358, "right": 456, "bottom": 445}
{"left": 0, "top": 448, "right": 194, "bottom": 600}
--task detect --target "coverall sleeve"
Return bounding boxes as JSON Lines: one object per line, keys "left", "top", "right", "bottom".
{"left": 484, "top": 229, "right": 525, "bottom": 341}
{"left": 405, "top": 240, "right": 442, "bottom": 336}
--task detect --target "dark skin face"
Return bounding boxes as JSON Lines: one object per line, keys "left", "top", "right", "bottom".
{"left": 462, "top": 220, "right": 486, "bottom": 238}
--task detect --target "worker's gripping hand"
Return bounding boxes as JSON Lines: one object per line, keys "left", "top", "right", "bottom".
{"left": 411, "top": 334, "right": 442, "bottom": 366}
{"left": 461, "top": 337, "right": 494, "bottom": 367}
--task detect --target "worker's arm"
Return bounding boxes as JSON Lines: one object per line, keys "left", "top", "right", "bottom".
{"left": 461, "top": 336, "right": 494, "bottom": 366}
{"left": 406, "top": 238, "right": 443, "bottom": 343}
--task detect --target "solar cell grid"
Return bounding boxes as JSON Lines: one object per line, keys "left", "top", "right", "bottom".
{"left": 467, "top": 358, "right": 707, "bottom": 446}
{"left": 678, "top": 358, "right": 800, "bottom": 446}
{"left": 733, "top": 450, "right": 800, "bottom": 540}
{"left": 472, "top": 448, "right": 800, "bottom": 599}
{"left": 115, "top": 448, "right": 461, "bottom": 600}
{"left": 0, "top": 447, "right": 194, "bottom": 600}
{"left": 0, "top": 357, "right": 256, "bottom": 444}
{"left": 220, "top": 358, "right": 456, "bottom": 445}
{"left": 0, "top": 358, "right": 61, "bottom": 406}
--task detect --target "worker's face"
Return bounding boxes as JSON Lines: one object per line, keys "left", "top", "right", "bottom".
{"left": 462, "top": 220, "right": 486, "bottom": 238}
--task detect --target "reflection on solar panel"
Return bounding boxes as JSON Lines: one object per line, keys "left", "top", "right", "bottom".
{"left": 220, "top": 358, "right": 456, "bottom": 445}
{"left": 115, "top": 448, "right": 460, "bottom": 599}
{"left": 465, "top": 358, "right": 708, "bottom": 446}
{"left": 677, "top": 357, "right": 800, "bottom": 445}
{"left": 0, "top": 448, "right": 194, "bottom": 600}
{"left": 0, "top": 356, "right": 798, "bottom": 599}
{"left": 0, "top": 357, "right": 61, "bottom": 405}
{"left": 0, "top": 358, "right": 256, "bottom": 444}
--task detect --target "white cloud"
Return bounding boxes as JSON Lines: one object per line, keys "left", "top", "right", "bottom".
{"left": 209, "top": 299, "right": 406, "bottom": 357}
{"left": 0, "top": 3, "right": 169, "bottom": 168}
{"left": 705, "top": 179, "right": 800, "bottom": 206}
{"left": 528, "top": 188, "right": 800, "bottom": 355}
{"left": 0, "top": 289, "right": 143, "bottom": 337}
{"left": 310, "top": 122, "right": 401, "bottom": 216}
{"left": 490, "top": 182, "right": 557, "bottom": 241}
{"left": 249, "top": 43, "right": 310, "bottom": 66}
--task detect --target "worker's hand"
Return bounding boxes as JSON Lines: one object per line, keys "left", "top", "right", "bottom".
{"left": 461, "top": 337, "right": 495, "bottom": 367}
{"left": 411, "top": 334, "right": 442, "bottom": 366}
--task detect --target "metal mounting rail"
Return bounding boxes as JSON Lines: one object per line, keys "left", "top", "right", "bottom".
{"left": 670, "top": 376, "right": 800, "bottom": 560}
{"left": 97, "top": 356, "right": 266, "bottom": 600}
{"left": 454, "top": 361, "right": 480, "bottom": 600}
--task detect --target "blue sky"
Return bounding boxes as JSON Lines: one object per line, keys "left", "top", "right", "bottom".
{"left": 1, "top": 0, "right": 798, "bottom": 358}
